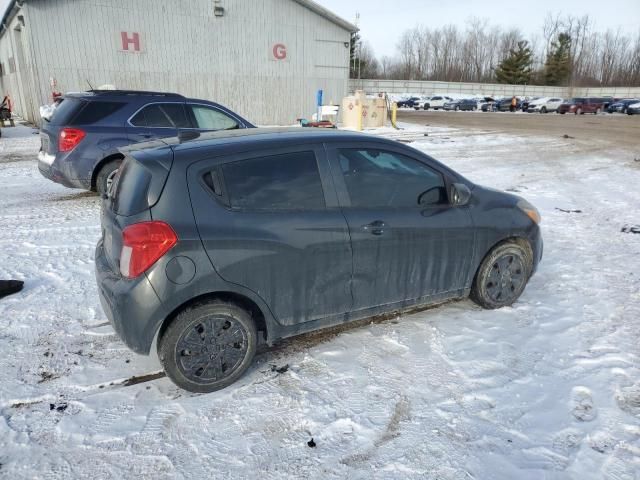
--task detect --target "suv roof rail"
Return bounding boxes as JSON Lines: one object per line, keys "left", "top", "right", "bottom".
{"left": 87, "top": 89, "right": 185, "bottom": 98}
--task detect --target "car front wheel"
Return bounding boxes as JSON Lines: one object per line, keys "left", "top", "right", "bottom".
{"left": 159, "top": 300, "right": 258, "bottom": 393}
{"left": 470, "top": 242, "right": 533, "bottom": 309}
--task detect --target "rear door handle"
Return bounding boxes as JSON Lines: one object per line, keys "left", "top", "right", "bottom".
{"left": 362, "top": 220, "right": 387, "bottom": 236}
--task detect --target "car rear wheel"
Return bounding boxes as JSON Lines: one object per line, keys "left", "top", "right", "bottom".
{"left": 95, "top": 159, "right": 122, "bottom": 195}
{"left": 470, "top": 242, "right": 533, "bottom": 309}
{"left": 159, "top": 300, "right": 257, "bottom": 393}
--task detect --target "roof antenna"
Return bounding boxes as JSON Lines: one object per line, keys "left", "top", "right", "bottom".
{"left": 86, "top": 79, "right": 94, "bottom": 91}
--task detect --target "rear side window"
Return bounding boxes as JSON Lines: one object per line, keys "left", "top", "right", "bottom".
{"left": 222, "top": 151, "right": 325, "bottom": 210}
{"left": 130, "top": 103, "right": 190, "bottom": 128}
{"left": 72, "top": 101, "right": 125, "bottom": 125}
{"left": 190, "top": 105, "right": 239, "bottom": 130}
{"left": 49, "top": 98, "right": 84, "bottom": 125}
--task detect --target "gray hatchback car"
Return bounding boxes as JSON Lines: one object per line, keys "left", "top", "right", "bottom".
{"left": 95, "top": 128, "right": 543, "bottom": 392}
{"left": 38, "top": 90, "right": 254, "bottom": 194}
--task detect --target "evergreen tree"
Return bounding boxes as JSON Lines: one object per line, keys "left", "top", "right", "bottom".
{"left": 543, "top": 33, "right": 572, "bottom": 86}
{"left": 495, "top": 41, "right": 533, "bottom": 84}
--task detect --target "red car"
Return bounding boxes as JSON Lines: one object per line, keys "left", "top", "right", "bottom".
{"left": 559, "top": 97, "right": 609, "bottom": 115}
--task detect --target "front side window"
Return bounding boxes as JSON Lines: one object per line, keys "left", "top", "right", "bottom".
{"left": 222, "top": 151, "right": 325, "bottom": 210}
{"left": 338, "top": 149, "right": 447, "bottom": 208}
{"left": 130, "top": 103, "right": 190, "bottom": 128}
{"left": 190, "top": 105, "right": 239, "bottom": 130}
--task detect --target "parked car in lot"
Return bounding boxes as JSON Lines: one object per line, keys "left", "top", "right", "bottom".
{"left": 607, "top": 98, "right": 639, "bottom": 114}
{"left": 627, "top": 101, "right": 640, "bottom": 115}
{"left": 397, "top": 96, "right": 421, "bottom": 108}
{"left": 96, "top": 128, "right": 543, "bottom": 392}
{"left": 38, "top": 90, "right": 254, "bottom": 194}
{"left": 413, "top": 96, "right": 431, "bottom": 110}
{"left": 428, "top": 95, "right": 454, "bottom": 110}
{"left": 559, "top": 97, "right": 607, "bottom": 115}
{"left": 492, "top": 97, "right": 522, "bottom": 112}
{"left": 527, "top": 97, "right": 564, "bottom": 113}
{"left": 443, "top": 98, "right": 478, "bottom": 111}
{"left": 474, "top": 96, "right": 494, "bottom": 110}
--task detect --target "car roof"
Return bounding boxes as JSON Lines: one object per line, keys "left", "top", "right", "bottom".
{"left": 124, "top": 128, "right": 380, "bottom": 155}
{"left": 65, "top": 90, "right": 186, "bottom": 101}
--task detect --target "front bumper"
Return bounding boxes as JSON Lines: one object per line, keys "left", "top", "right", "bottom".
{"left": 95, "top": 240, "right": 167, "bottom": 354}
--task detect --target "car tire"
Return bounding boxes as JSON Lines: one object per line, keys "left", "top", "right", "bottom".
{"left": 541, "top": 107, "right": 547, "bottom": 114}
{"left": 470, "top": 241, "right": 533, "bottom": 309}
{"left": 95, "top": 159, "right": 122, "bottom": 195}
{"left": 424, "top": 105, "right": 430, "bottom": 110}
{"left": 158, "top": 300, "right": 258, "bottom": 393}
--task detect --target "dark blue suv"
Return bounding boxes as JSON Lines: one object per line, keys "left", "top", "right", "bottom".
{"left": 95, "top": 128, "right": 543, "bottom": 393}
{"left": 38, "top": 90, "right": 254, "bottom": 194}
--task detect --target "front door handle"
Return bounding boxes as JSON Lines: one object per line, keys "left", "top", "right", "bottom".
{"left": 362, "top": 220, "right": 387, "bottom": 236}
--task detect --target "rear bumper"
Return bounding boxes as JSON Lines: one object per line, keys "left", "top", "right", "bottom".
{"left": 95, "top": 240, "right": 167, "bottom": 354}
{"left": 37, "top": 150, "right": 90, "bottom": 189}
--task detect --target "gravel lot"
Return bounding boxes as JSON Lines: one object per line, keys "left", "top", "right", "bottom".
{"left": 398, "top": 109, "right": 640, "bottom": 149}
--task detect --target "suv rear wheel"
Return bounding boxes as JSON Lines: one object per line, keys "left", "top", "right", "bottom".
{"left": 470, "top": 242, "right": 533, "bottom": 309}
{"left": 158, "top": 300, "right": 257, "bottom": 393}
{"left": 95, "top": 159, "right": 122, "bottom": 195}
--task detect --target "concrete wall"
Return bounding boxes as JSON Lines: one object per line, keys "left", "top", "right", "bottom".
{"left": 349, "top": 79, "right": 640, "bottom": 100}
{"left": 0, "top": 0, "right": 352, "bottom": 125}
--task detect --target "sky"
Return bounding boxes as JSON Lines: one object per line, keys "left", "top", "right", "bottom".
{"left": 316, "top": 0, "right": 640, "bottom": 58}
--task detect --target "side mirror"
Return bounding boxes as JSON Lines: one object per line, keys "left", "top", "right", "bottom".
{"left": 451, "top": 183, "right": 471, "bottom": 206}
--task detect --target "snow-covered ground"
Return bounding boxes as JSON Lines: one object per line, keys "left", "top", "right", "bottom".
{"left": 1, "top": 122, "right": 639, "bottom": 479}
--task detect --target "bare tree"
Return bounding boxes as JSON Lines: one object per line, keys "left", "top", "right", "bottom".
{"left": 358, "top": 15, "right": 640, "bottom": 87}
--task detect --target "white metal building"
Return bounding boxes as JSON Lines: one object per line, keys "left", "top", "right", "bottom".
{"left": 0, "top": 0, "right": 356, "bottom": 125}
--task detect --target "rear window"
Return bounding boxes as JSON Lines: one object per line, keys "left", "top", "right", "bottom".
{"left": 222, "top": 151, "right": 325, "bottom": 210}
{"left": 49, "top": 98, "right": 84, "bottom": 125}
{"left": 71, "top": 101, "right": 126, "bottom": 125}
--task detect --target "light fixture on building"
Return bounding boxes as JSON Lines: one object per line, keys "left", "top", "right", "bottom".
{"left": 213, "top": 0, "right": 224, "bottom": 17}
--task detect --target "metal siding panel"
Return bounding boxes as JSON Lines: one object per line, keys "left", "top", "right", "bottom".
{"left": 6, "top": 0, "right": 351, "bottom": 125}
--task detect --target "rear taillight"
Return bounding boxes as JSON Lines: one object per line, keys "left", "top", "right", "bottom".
{"left": 120, "top": 221, "right": 177, "bottom": 279}
{"left": 59, "top": 127, "right": 86, "bottom": 152}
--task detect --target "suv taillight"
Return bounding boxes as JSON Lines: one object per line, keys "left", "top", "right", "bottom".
{"left": 59, "top": 127, "right": 86, "bottom": 152}
{"left": 120, "top": 221, "right": 177, "bottom": 279}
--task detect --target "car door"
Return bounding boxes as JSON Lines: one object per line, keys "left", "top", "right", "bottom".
{"left": 327, "top": 144, "right": 475, "bottom": 311}
{"left": 127, "top": 102, "right": 190, "bottom": 142}
{"left": 188, "top": 145, "right": 353, "bottom": 327}
{"left": 187, "top": 103, "right": 245, "bottom": 132}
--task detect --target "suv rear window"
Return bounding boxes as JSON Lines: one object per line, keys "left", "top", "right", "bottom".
{"left": 49, "top": 98, "right": 84, "bottom": 125}
{"left": 222, "top": 152, "right": 325, "bottom": 210}
{"left": 71, "top": 101, "right": 126, "bottom": 125}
